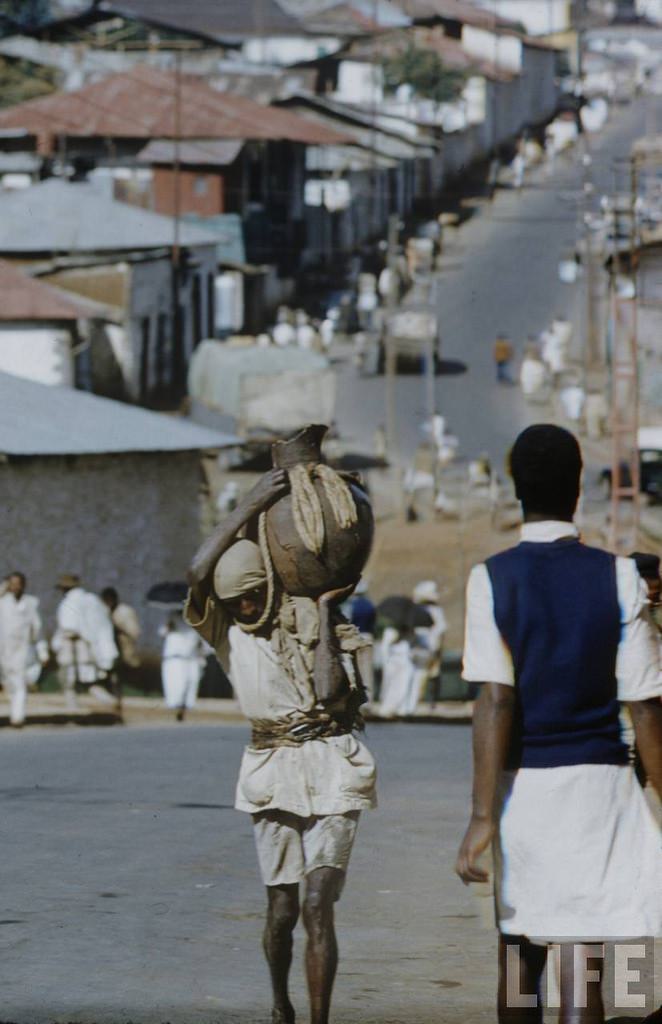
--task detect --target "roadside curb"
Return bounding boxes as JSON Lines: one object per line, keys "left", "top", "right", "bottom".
{"left": 0, "top": 697, "right": 474, "bottom": 729}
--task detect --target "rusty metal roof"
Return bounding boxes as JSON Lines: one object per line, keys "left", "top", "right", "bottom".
{"left": 137, "top": 139, "right": 244, "bottom": 167}
{"left": 0, "top": 65, "right": 350, "bottom": 146}
{"left": 0, "top": 259, "right": 102, "bottom": 321}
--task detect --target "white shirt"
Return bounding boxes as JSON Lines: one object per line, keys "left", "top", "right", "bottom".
{"left": 228, "top": 625, "right": 376, "bottom": 816}
{"left": 463, "top": 521, "right": 662, "bottom": 702}
{"left": 0, "top": 592, "right": 46, "bottom": 674}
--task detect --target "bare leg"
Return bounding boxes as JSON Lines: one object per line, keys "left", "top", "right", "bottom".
{"left": 302, "top": 867, "right": 343, "bottom": 1024}
{"left": 264, "top": 883, "right": 299, "bottom": 1024}
{"left": 559, "top": 943, "right": 605, "bottom": 1024}
{"left": 498, "top": 934, "right": 547, "bottom": 1024}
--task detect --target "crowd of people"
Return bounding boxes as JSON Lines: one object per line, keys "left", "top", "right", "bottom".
{"left": 0, "top": 573, "right": 208, "bottom": 726}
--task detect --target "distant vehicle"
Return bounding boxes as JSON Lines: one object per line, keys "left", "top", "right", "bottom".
{"left": 600, "top": 427, "right": 662, "bottom": 503}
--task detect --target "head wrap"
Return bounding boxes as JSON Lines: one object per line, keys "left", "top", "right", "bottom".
{"left": 413, "top": 580, "right": 440, "bottom": 605}
{"left": 213, "top": 540, "right": 267, "bottom": 602}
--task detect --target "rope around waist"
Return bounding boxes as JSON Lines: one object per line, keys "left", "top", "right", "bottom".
{"left": 250, "top": 714, "right": 351, "bottom": 750}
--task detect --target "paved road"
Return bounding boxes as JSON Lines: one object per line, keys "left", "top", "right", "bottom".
{"left": 0, "top": 722, "right": 499, "bottom": 1024}
{"left": 335, "top": 99, "right": 654, "bottom": 468}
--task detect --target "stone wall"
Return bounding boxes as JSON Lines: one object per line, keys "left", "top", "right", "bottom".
{"left": 1, "top": 451, "right": 203, "bottom": 650}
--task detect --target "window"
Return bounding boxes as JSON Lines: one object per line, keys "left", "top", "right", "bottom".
{"left": 193, "top": 175, "right": 209, "bottom": 197}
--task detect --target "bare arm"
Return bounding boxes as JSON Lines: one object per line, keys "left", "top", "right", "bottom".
{"left": 188, "top": 469, "right": 288, "bottom": 586}
{"left": 628, "top": 698, "right": 662, "bottom": 798}
{"left": 455, "top": 683, "right": 516, "bottom": 883}
{"left": 313, "top": 585, "right": 355, "bottom": 705}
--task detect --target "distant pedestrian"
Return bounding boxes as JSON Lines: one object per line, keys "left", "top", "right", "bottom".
{"left": 379, "top": 625, "right": 420, "bottom": 717}
{"left": 52, "top": 574, "right": 118, "bottom": 708}
{"left": 512, "top": 141, "right": 526, "bottom": 190}
{"left": 160, "top": 613, "right": 205, "bottom": 721}
{"left": 584, "top": 390, "right": 608, "bottom": 440}
{"left": 101, "top": 587, "right": 141, "bottom": 700}
{"left": 412, "top": 581, "right": 447, "bottom": 707}
{"left": 493, "top": 334, "right": 514, "bottom": 384}
{"left": 519, "top": 342, "right": 546, "bottom": 398}
{"left": 0, "top": 572, "right": 48, "bottom": 727}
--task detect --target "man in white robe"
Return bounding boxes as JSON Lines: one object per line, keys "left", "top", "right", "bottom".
{"left": 0, "top": 572, "right": 48, "bottom": 727}
{"left": 52, "top": 574, "right": 118, "bottom": 707}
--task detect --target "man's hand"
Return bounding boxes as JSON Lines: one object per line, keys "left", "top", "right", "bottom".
{"left": 455, "top": 816, "right": 495, "bottom": 884}
{"left": 318, "top": 582, "right": 356, "bottom": 607}
{"left": 243, "top": 469, "right": 289, "bottom": 514}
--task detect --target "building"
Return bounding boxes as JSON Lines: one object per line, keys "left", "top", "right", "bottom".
{"left": 0, "top": 179, "right": 220, "bottom": 404}
{"left": 0, "top": 64, "right": 349, "bottom": 272}
{"left": 0, "top": 258, "right": 110, "bottom": 388}
{"left": 0, "top": 370, "right": 238, "bottom": 647}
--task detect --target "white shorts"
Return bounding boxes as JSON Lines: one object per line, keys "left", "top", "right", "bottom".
{"left": 252, "top": 809, "right": 360, "bottom": 889}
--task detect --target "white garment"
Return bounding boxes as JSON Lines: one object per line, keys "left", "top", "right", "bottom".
{"left": 226, "top": 624, "right": 376, "bottom": 816}
{"left": 0, "top": 591, "right": 47, "bottom": 724}
{"left": 161, "top": 620, "right": 204, "bottom": 709}
{"left": 272, "top": 322, "right": 295, "bottom": 347}
{"left": 52, "top": 587, "right": 118, "bottom": 685}
{"left": 558, "top": 384, "right": 585, "bottom": 421}
{"left": 379, "top": 629, "right": 419, "bottom": 717}
{"left": 463, "top": 520, "right": 662, "bottom": 940}
{"left": 519, "top": 356, "right": 546, "bottom": 396}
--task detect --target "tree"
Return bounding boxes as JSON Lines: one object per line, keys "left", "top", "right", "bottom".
{"left": 382, "top": 44, "right": 467, "bottom": 105}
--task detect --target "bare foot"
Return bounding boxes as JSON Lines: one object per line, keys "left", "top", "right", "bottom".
{"left": 272, "top": 1003, "right": 295, "bottom": 1024}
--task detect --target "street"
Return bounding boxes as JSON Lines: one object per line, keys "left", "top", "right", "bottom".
{"left": 336, "top": 99, "right": 653, "bottom": 468}
{"left": 0, "top": 722, "right": 496, "bottom": 1024}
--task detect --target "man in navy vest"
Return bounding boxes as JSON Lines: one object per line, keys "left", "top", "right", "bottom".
{"left": 456, "top": 424, "right": 662, "bottom": 1024}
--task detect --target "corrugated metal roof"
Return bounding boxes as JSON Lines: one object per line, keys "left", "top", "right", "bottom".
{"left": 0, "top": 371, "right": 240, "bottom": 456}
{"left": 0, "top": 259, "right": 102, "bottom": 321}
{"left": 104, "top": 0, "right": 304, "bottom": 40}
{"left": 303, "top": 0, "right": 410, "bottom": 33}
{"left": 0, "top": 65, "right": 350, "bottom": 146}
{"left": 395, "top": 0, "right": 523, "bottom": 32}
{"left": 137, "top": 138, "right": 244, "bottom": 167}
{"left": 0, "top": 179, "right": 220, "bottom": 255}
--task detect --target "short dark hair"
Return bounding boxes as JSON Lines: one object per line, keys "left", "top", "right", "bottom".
{"left": 510, "top": 424, "right": 582, "bottom": 520}
{"left": 8, "top": 571, "right": 25, "bottom": 586}
{"left": 101, "top": 587, "right": 118, "bottom": 603}
{"left": 630, "top": 551, "right": 660, "bottom": 581}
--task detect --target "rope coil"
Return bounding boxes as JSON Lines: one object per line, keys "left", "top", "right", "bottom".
{"left": 289, "top": 463, "right": 359, "bottom": 556}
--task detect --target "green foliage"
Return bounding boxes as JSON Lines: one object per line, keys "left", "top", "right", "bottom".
{"left": 381, "top": 44, "right": 467, "bottom": 104}
{"left": 0, "top": 56, "right": 57, "bottom": 107}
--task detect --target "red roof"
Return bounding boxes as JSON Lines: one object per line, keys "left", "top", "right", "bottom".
{"left": 0, "top": 65, "right": 350, "bottom": 146}
{"left": 0, "top": 260, "right": 96, "bottom": 321}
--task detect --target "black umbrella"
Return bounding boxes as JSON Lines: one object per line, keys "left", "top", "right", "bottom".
{"left": 376, "top": 595, "right": 433, "bottom": 630}
{"left": 146, "top": 581, "right": 189, "bottom": 609}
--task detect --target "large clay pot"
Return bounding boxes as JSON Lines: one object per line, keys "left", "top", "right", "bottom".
{"left": 265, "top": 424, "right": 374, "bottom": 598}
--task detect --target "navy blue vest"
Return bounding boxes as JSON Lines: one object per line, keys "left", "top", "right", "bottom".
{"left": 485, "top": 538, "right": 628, "bottom": 769}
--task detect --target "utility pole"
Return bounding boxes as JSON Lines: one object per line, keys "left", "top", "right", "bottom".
{"left": 171, "top": 49, "right": 183, "bottom": 402}
{"left": 608, "top": 154, "right": 640, "bottom": 553}
{"left": 384, "top": 213, "right": 400, "bottom": 463}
